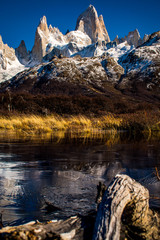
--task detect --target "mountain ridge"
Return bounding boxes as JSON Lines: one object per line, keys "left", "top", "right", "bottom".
{"left": 0, "top": 5, "right": 149, "bottom": 73}
{"left": 0, "top": 4, "right": 159, "bottom": 108}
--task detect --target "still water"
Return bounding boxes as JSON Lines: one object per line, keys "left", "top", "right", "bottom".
{"left": 0, "top": 131, "right": 160, "bottom": 227}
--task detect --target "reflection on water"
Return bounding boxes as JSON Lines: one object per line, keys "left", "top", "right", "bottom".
{"left": 0, "top": 130, "right": 159, "bottom": 227}
{"left": 0, "top": 129, "right": 122, "bottom": 146}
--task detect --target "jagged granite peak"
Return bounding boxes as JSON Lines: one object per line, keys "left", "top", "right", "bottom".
{"left": 48, "top": 25, "right": 65, "bottom": 44}
{"left": 15, "top": 40, "right": 30, "bottom": 65}
{"left": 31, "top": 13, "right": 93, "bottom": 62}
{"left": 75, "top": 5, "right": 110, "bottom": 43}
{"left": 16, "top": 40, "right": 27, "bottom": 55}
{"left": 38, "top": 15, "right": 49, "bottom": 34}
{"left": 49, "top": 24, "right": 53, "bottom": 31}
{"left": 48, "top": 24, "right": 66, "bottom": 43}
{"left": 0, "top": 35, "right": 3, "bottom": 49}
{"left": 127, "top": 29, "right": 142, "bottom": 47}
{"left": 31, "top": 16, "right": 50, "bottom": 62}
{"left": 143, "top": 34, "right": 149, "bottom": 43}
{"left": 31, "top": 28, "right": 46, "bottom": 62}
{"left": 98, "top": 15, "right": 110, "bottom": 42}
{"left": 116, "top": 29, "right": 143, "bottom": 47}
{"left": 113, "top": 35, "right": 119, "bottom": 45}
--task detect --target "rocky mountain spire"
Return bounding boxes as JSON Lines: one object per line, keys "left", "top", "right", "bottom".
{"left": 127, "top": 29, "right": 142, "bottom": 47}
{"left": 143, "top": 34, "right": 149, "bottom": 43}
{"left": 38, "top": 16, "right": 49, "bottom": 35}
{"left": 0, "top": 35, "right": 3, "bottom": 49}
{"left": 98, "top": 15, "right": 110, "bottom": 42}
{"left": 32, "top": 16, "right": 49, "bottom": 62}
{"left": 115, "top": 29, "right": 143, "bottom": 47}
{"left": 15, "top": 40, "right": 30, "bottom": 65}
{"left": 75, "top": 5, "right": 110, "bottom": 43}
{"left": 113, "top": 35, "right": 119, "bottom": 45}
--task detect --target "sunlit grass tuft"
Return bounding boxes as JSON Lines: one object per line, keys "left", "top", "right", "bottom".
{"left": 0, "top": 111, "right": 160, "bottom": 136}
{"left": 0, "top": 114, "right": 122, "bottom": 134}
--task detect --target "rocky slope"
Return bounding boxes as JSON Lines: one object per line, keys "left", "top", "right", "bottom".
{"left": 116, "top": 31, "right": 160, "bottom": 98}
{"left": 73, "top": 41, "right": 134, "bottom": 59}
{"left": 0, "top": 54, "right": 124, "bottom": 95}
{"left": 0, "top": 35, "right": 25, "bottom": 82}
{"left": 0, "top": 35, "right": 16, "bottom": 70}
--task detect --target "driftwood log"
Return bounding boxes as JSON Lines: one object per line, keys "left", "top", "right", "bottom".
{"left": 0, "top": 174, "right": 159, "bottom": 240}
{"left": 0, "top": 213, "right": 95, "bottom": 240}
{"left": 93, "top": 174, "right": 160, "bottom": 240}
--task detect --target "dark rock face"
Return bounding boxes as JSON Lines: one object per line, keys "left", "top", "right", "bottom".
{"left": 15, "top": 40, "right": 30, "bottom": 65}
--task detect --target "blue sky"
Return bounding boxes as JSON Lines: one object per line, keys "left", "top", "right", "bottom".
{"left": 0, "top": 0, "right": 159, "bottom": 50}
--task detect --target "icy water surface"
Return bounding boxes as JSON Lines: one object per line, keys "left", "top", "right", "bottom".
{"left": 0, "top": 131, "right": 160, "bottom": 226}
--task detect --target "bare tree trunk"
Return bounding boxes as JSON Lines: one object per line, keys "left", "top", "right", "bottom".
{"left": 93, "top": 174, "right": 160, "bottom": 240}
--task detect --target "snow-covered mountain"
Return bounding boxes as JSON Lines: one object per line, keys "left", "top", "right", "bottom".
{"left": 115, "top": 31, "right": 160, "bottom": 96}
{"left": 30, "top": 16, "right": 92, "bottom": 63}
{"left": 0, "top": 3, "right": 159, "bottom": 98}
{"left": 72, "top": 41, "right": 134, "bottom": 59}
{"left": 1, "top": 30, "right": 160, "bottom": 103}
{"left": 0, "top": 54, "right": 124, "bottom": 95}
{"left": 0, "top": 35, "right": 26, "bottom": 82}
{"left": 30, "top": 5, "right": 110, "bottom": 63}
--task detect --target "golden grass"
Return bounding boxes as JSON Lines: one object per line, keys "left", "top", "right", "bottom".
{"left": 0, "top": 114, "right": 122, "bottom": 135}
{"left": 0, "top": 111, "right": 160, "bottom": 136}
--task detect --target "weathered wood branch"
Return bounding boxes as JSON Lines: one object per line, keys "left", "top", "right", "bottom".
{"left": 93, "top": 174, "right": 160, "bottom": 240}
{"left": 0, "top": 174, "right": 159, "bottom": 240}
{"left": 0, "top": 212, "right": 95, "bottom": 240}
